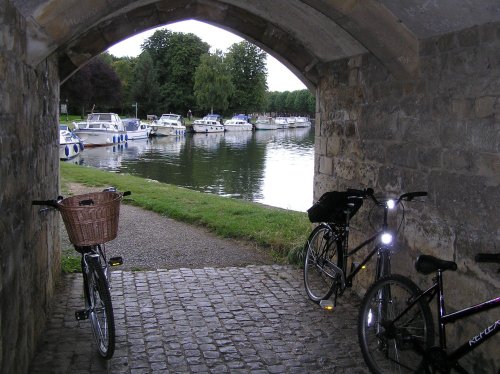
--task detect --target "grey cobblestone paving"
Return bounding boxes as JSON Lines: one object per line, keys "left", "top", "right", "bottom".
{"left": 29, "top": 265, "right": 370, "bottom": 373}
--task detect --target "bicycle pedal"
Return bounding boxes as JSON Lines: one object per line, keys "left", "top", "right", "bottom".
{"left": 75, "top": 310, "right": 88, "bottom": 320}
{"left": 109, "top": 256, "right": 123, "bottom": 266}
{"left": 320, "top": 300, "right": 334, "bottom": 311}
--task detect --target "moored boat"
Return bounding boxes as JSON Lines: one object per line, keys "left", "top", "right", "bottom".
{"left": 123, "top": 118, "right": 151, "bottom": 139}
{"left": 151, "top": 113, "right": 186, "bottom": 136}
{"left": 59, "top": 125, "right": 84, "bottom": 160}
{"left": 192, "top": 115, "right": 225, "bottom": 133}
{"left": 274, "top": 117, "right": 290, "bottom": 129}
{"left": 294, "top": 116, "right": 312, "bottom": 127}
{"left": 224, "top": 117, "right": 253, "bottom": 131}
{"left": 73, "top": 113, "right": 127, "bottom": 146}
{"left": 254, "top": 116, "right": 278, "bottom": 130}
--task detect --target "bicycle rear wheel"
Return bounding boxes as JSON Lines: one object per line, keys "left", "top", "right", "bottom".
{"left": 358, "top": 275, "right": 434, "bottom": 373}
{"left": 84, "top": 255, "right": 116, "bottom": 359}
{"left": 303, "top": 224, "right": 343, "bottom": 302}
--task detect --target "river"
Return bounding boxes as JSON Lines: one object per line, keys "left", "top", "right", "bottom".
{"left": 67, "top": 127, "right": 315, "bottom": 212}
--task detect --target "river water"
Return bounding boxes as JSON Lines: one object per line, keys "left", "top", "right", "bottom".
{"left": 68, "top": 127, "right": 315, "bottom": 212}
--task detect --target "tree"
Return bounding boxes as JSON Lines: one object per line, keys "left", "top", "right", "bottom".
{"left": 130, "top": 51, "right": 160, "bottom": 117}
{"left": 274, "top": 92, "right": 286, "bottom": 113}
{"left": 284, "top": 91, "right": 297, "bottom": 113}
{"left": 60, "top": 55, "right": 122, "bottom": 116}
{"left": 226, "top": 41, "right": 267, "bottom": 113}
{"left": 142, "top": 30, "right": 210, "bottom": 113}
{"left": 265, "top": 91, "right": 279, "bottom": 113}
{"left": 294, "top": 89, "right": 314, "bottom": 114}
{"left": 194, "top": 51, "right": 234, "bottom": 114}
{"left": 112, "top": 57, "right": 136, "bottom": 110}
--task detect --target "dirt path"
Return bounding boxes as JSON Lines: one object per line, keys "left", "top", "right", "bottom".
{"left": 61, "top": 183, "right": 275, "bottom": 270}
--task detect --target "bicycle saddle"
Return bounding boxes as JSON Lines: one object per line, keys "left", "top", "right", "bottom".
{"left": 415, "top": 255, "right": 457, "bottom": 274}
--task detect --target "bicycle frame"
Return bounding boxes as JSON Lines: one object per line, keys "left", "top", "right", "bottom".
{"left": 344, "top": 231, "right": 392, "bottom": 287}
{"left": 391, "top": 270, "right": 500, "bottom": 369}
{"left": 325, "top": 223, "right": 392, "bottom": 293}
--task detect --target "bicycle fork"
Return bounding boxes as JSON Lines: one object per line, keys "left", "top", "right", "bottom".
{"left": 75, "top": 253, "right": 123, "bottom": 321}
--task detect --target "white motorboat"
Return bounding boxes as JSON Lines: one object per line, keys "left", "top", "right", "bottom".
{"left": 59, "top": 125, "right": 84, "bottom": 160}
{"left": 151, "top": 113, "right": 186, "bottom": 136}
{"left": 294, "top": 116, "right": 312, "bottom": 127}
{"left": 123, "top": 118, "right": 151, "bottom": 140}
{"left": 274, "top": 117, "right": 290, "bottom": 129}
{"left": 254, "top": 116, "right": 278, "bottom": 130}
{"left": 73, "top": 113, "right": 127, "bottom": 146}
{"left": 223, "top": 117, "right": 253, "bottom": 131}
{"left": 192, "top": 114, "right": 224, "bottom": 133}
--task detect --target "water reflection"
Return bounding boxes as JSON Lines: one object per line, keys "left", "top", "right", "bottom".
{"left": 69, "top": 127, "right": 314, "bottom": 211}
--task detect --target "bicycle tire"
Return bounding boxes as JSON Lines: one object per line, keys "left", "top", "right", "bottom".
{"left": 303, "top": 224, "right": 343, "bottom": 303}
{"left": 358, "top": 274, "right": 434, "bottom": 374}
{"left": 84, "top": 255, "right": 116, "bottom": 359}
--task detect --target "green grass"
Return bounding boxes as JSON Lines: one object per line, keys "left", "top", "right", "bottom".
{"left": 60, "top": 163, "right": 311, "bottom": 263}
{"left": 59, "top": 115, "right": 84, "bottom": 127}
{"left": 61, "top": 247, "right": 81, "bottom": 273}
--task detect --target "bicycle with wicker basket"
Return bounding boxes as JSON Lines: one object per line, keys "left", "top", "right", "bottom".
{"left": 33, "top": 187, "right": 130, "bottom": 359}
{"left": 303, "top": 188, "right": 427, "bottom": 308}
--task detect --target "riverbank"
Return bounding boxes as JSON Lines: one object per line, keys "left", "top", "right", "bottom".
{"left": 60, "top": 163, "right": 311, "bottom": 263}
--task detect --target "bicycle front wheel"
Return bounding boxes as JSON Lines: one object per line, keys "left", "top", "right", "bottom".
{"left": 358, "top": 275, "right": 434, "bottom": 374}
{"left": 303, "top": 224, "right": 342, "bottom": 302}
{"left": 84, "top": 256, "right": 116, "bottom": 359}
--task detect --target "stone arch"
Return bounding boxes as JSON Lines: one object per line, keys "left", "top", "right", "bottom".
{"left": 22, "top": 0, "right": 422, "bottom": 86}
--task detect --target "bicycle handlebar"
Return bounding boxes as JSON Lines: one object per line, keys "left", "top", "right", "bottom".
{"left": 346, "top": 188, "right": 427, "bottom": 207}
{"left": 32, "top": 199, "right": 60, "bottom": 208}
{"left": 32, "top": 189, "right": 131, "bottom": 209}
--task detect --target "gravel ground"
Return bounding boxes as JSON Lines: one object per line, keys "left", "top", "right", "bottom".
{"left": 60, "top": 183, "right": 275, "bottom": 270}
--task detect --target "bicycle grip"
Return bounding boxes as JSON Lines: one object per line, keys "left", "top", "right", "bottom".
{"left": 475, "top": 253, "right": 500, "bottom": 264}
{"left": 123, "top": 191, "right": 131, "bottom": 197}
{"left": 32, "top": 200, "right": 58, "bottom": 208}
{"left": 346, "top": 188, "right": 373, "bottom": 198}
{"left": 401, "top": 191, "right": 428, "bottom": 201}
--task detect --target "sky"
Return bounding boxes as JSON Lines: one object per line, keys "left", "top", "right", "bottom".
{"left": 107, "top": 20, "right": 306, "bottom": 92}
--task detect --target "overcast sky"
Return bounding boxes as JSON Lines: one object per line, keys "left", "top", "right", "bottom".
{"left": 107, "top": 20, "right": 306, "bottom": 92}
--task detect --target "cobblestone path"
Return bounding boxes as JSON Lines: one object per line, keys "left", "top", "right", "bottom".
{"left": 29, "top": 265, "right": 369, "bottom": 373}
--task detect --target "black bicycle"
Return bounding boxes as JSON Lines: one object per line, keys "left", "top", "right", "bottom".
{"left": 33, "top": 187, "right": 129, "bottom": 359}
{"left": 303, "top": 188, "right": 427, "bottom": 307}
{"left": 358, "top": 253, "right": 500, "bottom": 373}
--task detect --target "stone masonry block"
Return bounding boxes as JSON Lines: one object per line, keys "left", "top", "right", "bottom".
{"left": 314, "top": 136, "right": 327, "bottom": 156}
{"left": 417, "top": 147, "right": 442, "bottom": 169}
{"left": 318, "top": 156, "right": 333, "bottom": 175}
{"left": 326, "top": 135, "right": 341, "bottom": 157}
{"left": 439, "top": 120, "right": 467, "bottom": 149}
{"left": 348, "top": 55, "right": 363, "bottom": 68}
{"left": 451, "top": 98, "right": 473, "bottom": 119}
{"left": 474, "top": 96, "right": 496, "bottom": 118}
{"left": 436, "top": 33, "right": 457, "bottom": 52}
{"left": 333, "top": 158, "right": 355, "bottom": 181}
{"left": 471, "top": 152, "right": 500, "bottom": 178}
{"left": 361, "top": 140, "right": 386, "bottom": 164}
{"left": 386, "top": 143, "right": 418, "bottom": 169}
{"left": 442, "top": 149, "right": 472, "bottom": 172}
{"left": 467, "top": 118, "right": 498, "bottom": 152}
{"left": 348, "top": 68, "right": 358, "bottom": 87}
{"left": 457, "top": 26, "right": 479, "bottom": 48}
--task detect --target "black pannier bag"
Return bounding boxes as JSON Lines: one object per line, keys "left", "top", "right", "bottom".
{"left": 307, "top": 191, "right": 363, "bottom": 223}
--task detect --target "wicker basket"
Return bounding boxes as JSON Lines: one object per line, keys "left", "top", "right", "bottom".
{"left": 58, "top": 191, "right": 122, "bottom": 246}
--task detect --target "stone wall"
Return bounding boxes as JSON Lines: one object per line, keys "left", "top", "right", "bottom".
{"left": 314, "top": 23, "right": 499, "bottom": 372}
{"left": 0, "top": 2, "right": 61, "bottom": 373}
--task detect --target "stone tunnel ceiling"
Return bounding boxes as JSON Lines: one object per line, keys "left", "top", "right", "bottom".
{"left": 13, "top": 0, "right": 500, "bottom": 85}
